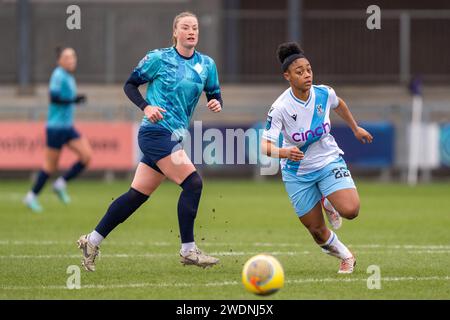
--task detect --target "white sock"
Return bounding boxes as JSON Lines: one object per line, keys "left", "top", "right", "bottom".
{"left": 25, "top": 191, "right": 36, "bottom": 202}
{"left": 53, "top": 177, "right": 67, "bottom": 190}
{"left": 320, "top": 231, "right": 352, "bottom": 260}
{"left": 88, "top": 230, "right": 104, "bottom": 247}
{"left": 181, "top": 242, "right": 196, "bottom": 254}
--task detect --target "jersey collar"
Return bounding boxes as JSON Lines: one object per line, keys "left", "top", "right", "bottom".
{"left": 173, "top": 46, "right": 196, "bottom": 60}
{"left": 289, "top": 88, "right": 313, "bottom": 107}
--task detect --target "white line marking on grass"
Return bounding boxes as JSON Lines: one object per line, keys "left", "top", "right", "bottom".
{"left": 287, "top": 276, "right": 450, "bottom": 284}
{"left": 0, "top": 251, "right": 308, "bottom": 259}
{"left": 0, "top": 193, "right": 23, "bottom": 200}
{"left": 252, "top": 243, "right": 450, "bottom": 250}
{"left": 2, "top": 276, "right": 449, "bottom": 291}
{"left": 406, "top": 250, "right": 450, "bottom": 254}
{"left": 0, "top": 240, "right": 68, "bottom": 245}
{"left": 0, "top": 193, "right": 62, "bottom": 203}
{"left": 1, "top": 240, "right": 449, "bottom": 250}
{"left": 0, "top": 253, "right": 177, "bottom": 259}
{"left": 0, "top": 240, "right": 172, "bottom": 246}
{"left": 2, "top": 249, "right": 450, "bottom": 260}
{"left": 351, "top": 244, "right": 450, "bottom": 250}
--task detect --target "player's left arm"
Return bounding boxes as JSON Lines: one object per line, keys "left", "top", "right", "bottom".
{"left": 334, "top": 97, "right": 373, "bottom": 144}
{"left": 204, "top": 60, "right": 222, "bottom": 113}
{"left": 50, "top": 93, "right": 86, "bottom": 105}
{"left": 49, "top": 73, "right": 86, "bottom": 106}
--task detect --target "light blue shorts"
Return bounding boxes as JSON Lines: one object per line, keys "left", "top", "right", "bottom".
{"left": 282, "top": 156, "right": 356, "bottom": 217}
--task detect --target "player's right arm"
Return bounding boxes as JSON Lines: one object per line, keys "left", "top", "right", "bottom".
{"left": 123, "top": 50, "right": 166, "bottom": 123}
{"left": 261, "top": 139, "right": 304, "bottom": 161}
{"left": 260, "top": 106, "right": 304, "bottom": 161}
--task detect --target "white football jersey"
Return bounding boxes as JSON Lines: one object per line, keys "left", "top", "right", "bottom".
{"left": 262, "top": 85, "right": 344, "bottom": 176}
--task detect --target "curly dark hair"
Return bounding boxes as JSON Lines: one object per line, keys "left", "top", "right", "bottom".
{"left": 276, "top": 42, "right": 304, "bottom": 63}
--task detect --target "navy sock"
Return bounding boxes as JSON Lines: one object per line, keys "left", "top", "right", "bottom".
{"left": 63, "top": 161, "right": 86, "bottom": 181}
{"left": 178, "top": 172, "right": 203, "bottom": 243}
{"left": 95, "top": 188, "right": 149, "bottom": 238}
{"left": 31, "top": 170, "right": 49, "bottom": 195}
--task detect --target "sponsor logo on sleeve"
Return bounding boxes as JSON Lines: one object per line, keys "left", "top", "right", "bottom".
{"left": 265, "top": 116, "right": 273, "bottom": 130}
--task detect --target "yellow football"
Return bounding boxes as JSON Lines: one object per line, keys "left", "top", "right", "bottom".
{"left": 242, "top": 254, "right": 284, "bottom": 296}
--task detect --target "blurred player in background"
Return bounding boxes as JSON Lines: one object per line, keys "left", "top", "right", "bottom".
{"left": 77, "top": 12, "right": 222, "bottom": 271}
{"left": 261, "top": 42, "right": 373, "bottom": 273}
{"left": 24, "top": 47, "right": 90, "bottom": 213}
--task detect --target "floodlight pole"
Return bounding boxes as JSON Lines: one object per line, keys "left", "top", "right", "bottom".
{"left": 288, "top": 0, "right": 302, "bottom": 42}
{"left": 399, "top": 12, "right": 411, "bottom": 84}
{"left": 407, "top": 78, "right": 423, "bottom": 186}
{"left": 17, "top": 0, "right": 33, "bottom": 95}
{"left": 225, "top": 0, "right": 240, "bottom": 82}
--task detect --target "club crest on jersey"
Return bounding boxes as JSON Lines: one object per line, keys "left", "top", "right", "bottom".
{"left": 193, "top": 63, "right": 203, "bottom": 75}
{"left": 316, "top": 104, "right": 324, "bottom": 115}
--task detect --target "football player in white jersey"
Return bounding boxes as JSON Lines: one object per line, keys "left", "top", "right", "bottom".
{"left": 261, "top": 42, "right": 373, "bottom": 273}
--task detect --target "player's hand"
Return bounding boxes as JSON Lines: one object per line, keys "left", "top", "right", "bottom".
{"left": 285, "top": 147, "right": 304, "bottom": 161}
{"left": 207, "top": 99, "right": 222, "bottom": 113}
{"left": 75, "top": 95, "right": 86, "bottom": 104}
{"left": 354, "top": 126, "right": 373, "bottom": 144}
{"left": 144, "top": 105, "right": 166, "bottom": 123}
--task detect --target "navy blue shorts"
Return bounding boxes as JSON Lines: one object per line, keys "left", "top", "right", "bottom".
{"left": 138, "top": 125, "right": 183, "bottom": 174}
{"left": 46, "top": 127, "right": 80, "bottom": 149}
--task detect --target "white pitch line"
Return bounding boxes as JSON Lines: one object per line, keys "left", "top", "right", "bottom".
{"left": 1, "top": 276, "right": 449, "bottom": 291}
{"left": 406, "top": 250, "right": 450, "bottom": 254}
{"left": 0, "top": 193, "right": 25, "bottom": 200}
{"left": 0, "top": 193, "right": 61, "bottom": 202}
{"left": 0, "top": 240, "right": 174, "bottom": 246}
{"left": 2, "top": 249, "right": 450, "bottom": 260}
{"left": 352, "top": 244, "right": 450, "bottom": 249}
{"left": 0, "top": 251, "right": 306, "bottom": 259}
{"left": 287, "top": 276, "right": 450, "bottom": 284}
{"left": 1, "top": 240, "right": 449, "bottom": 250}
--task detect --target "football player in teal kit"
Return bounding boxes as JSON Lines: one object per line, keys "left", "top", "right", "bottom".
{"left": 77, "top": 12, "right": 222, "bottom": 271}
{"left": 24, "top": 47, "right": 90, "bottom": 212}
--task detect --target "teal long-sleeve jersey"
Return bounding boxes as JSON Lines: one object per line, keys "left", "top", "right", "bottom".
{"left": 133, "top": 47, "right": 221, "bottom": 134}
{"left": 47, "top": 66, "right": 77, "bottom": 128}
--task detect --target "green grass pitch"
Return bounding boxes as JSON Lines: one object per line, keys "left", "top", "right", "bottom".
{"left": 0, "top": 179, "right": 449, "bottom": 299}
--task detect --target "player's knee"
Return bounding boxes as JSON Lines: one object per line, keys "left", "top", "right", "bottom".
{"left": 128, "top": 187, "right": 149, "bottom": 204}
{"left": 44, "top": 164, "right": 56, "bottom": 174}
{"left": 180, "top": 171, "right": 203, "bottom": 193}
{"left": 341, "top": 203, "right": 360, "bottom": 220}
{"left": 80, "top": 153, "right": 92, "bottom": 165}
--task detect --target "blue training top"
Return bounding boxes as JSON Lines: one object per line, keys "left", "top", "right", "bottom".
{"left": 47, "top": 66, "right": 77, "bottom": 128}
{"left": 133, "top": 47, "right": 221, "bottom": 135}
